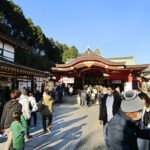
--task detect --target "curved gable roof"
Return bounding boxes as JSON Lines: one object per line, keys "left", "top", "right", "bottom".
{"left": 56, "top": 54, "right": 125, "bottom": 68}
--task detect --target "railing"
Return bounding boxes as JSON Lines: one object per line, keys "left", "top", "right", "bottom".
{"left": 0, "top": 48, "right": 14, "bottom": 61}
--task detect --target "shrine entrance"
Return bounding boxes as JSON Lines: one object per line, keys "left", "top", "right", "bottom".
{"left": 74, "top": 69, "right": 110, "bottom": 90}
{"left": 83, "top": 71, "right": 105, "bottom": 85}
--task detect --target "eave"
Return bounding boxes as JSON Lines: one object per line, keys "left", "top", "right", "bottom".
{"left": 0, "top": 32, "right": 31, "bottom": 50}
{"left": 0, "top": 58, "right": 49, "bottom": 77}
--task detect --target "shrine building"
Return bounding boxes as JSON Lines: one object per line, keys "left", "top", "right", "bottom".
{"left": 52, "top": 48, "right": 150, "bottom": 92}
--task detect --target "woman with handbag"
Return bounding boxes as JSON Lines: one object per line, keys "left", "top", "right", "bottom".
{"left": 39, "top": 89, "right": 54, "bottom": 134}
{"left": 138, "top": 92, "right": 150, "bottom": 150}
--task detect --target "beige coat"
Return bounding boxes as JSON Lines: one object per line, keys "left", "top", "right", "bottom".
{"left": 39, "top": 95, "right": 53, "bottom": 116}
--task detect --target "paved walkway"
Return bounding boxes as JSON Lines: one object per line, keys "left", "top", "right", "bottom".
{"left": 0, "top": 104, "right": 105, "bottom": 150}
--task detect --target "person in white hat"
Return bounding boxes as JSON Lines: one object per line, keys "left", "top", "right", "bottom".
{"left": 106, "top": 90, "right": 150, "bottom": 150}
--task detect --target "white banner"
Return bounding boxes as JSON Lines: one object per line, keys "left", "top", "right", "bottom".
{"left": 62, "top": 78, "right": 74, "bottom": 84}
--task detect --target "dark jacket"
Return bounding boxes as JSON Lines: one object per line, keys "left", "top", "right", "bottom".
{"left": 1, "top": 99, "right": 22, "bottom": 129}
{"left": 99, "top": 90, "right": 122, "bottom": 125}
{"left": 143, "top": 111, "right": 150, "bottom": 126}
{"left": 106, "top": 109, "right": 150, "bottom": 150}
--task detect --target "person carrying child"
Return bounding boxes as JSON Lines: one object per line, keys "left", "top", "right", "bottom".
{"left": 10, "top": 112, "right": 27, "bottom": 150}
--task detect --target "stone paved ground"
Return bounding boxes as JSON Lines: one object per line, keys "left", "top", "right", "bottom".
{"left": 0, "top": 104, "right": 105, "bottom": 150}
{"left": 76, "top": 113, "right": 105, "bottom": 150}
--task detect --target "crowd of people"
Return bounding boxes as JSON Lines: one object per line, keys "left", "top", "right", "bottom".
{"left": 1, "top": 82, "right": 150, "bottom": 150}
{"left": 80, "top": 85, "right": 109, "bottom": 107}
{"left": 98, "top": 84, "right": 150, "bottom": 150}
{"left": 0, "top": 88, "right": 54, "bottom": 150}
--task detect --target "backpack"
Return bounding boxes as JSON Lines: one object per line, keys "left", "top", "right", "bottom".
{"left": 29, "top": 101, "right": 33, "bottom": 111}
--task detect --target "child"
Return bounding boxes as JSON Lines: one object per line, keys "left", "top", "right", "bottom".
{"left": 10, "top": 112, "right": 27, "bottom": 150}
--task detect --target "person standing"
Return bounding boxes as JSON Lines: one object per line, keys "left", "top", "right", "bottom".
{"left": 10, "top": 112, "right": 27, "bottom": 150}
{"left": 138, "top": 92, "right": 150, "bottom": 127}
{"left": 57, "top": 85, "right": 63, "bottom": 103}
{"left": 81, "top": 90, "right": 87, "bottom": 107}
{"left": 99, "top": 84, "right": 122, "bottom": 142}
{"left": 1, "top": 90, "right": 22, "bottom": 150}
{"left": 19, "top": 89, "right": 32, "bottom": 141}
{"left": 39, "top": 89, "right": 54, "bottom": 133}
{"left": 69, "top": 86, "right": 73, "bottom": 96}
{"left": 28, "top": 92, "right": 38, "bottom": 127}
{"left": 106, "top": 90, "right": 150, "bottom": 150}
{"left": 138, "top": 92, "right": 150, "bottom": 150}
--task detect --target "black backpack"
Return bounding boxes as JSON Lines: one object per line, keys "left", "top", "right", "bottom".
{"left": 29, "top": 101, "right": 33, "bottom": 111}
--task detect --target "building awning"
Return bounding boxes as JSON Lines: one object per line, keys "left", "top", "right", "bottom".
{"left": 0, "top": 57, "right": 50, "bottom": 77}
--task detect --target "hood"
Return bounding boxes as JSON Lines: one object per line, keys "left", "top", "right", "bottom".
{"left": 43, "top": 95, "right": 51, "bottom": 102}
{"left": 8, "top": 99, "right": 18, "bottom": 108}
{"left": 20, "top": 94, "right": 28, "bottom": 100}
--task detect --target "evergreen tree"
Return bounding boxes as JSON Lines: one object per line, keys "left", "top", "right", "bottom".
{"left": 0, "top": 0, "right": 79, "bottom": 69}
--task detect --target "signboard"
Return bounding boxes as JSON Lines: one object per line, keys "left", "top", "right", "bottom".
{"left": 62, "top": 78, "right": 74, "bottom": 84}
{"left": 111, "top": 80, "right": 122, "bottom": 84}
{"left": 124, "top": 82, "right": 132, "bottom": 91}
{"left": 19, "top": 82, "right": 27, "bottom": 92}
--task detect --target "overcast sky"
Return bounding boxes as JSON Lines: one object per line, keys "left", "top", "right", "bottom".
{"left": 13, "top": 0, "right": 150, "bottom": 64}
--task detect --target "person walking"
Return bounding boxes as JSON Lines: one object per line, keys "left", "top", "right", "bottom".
{"left": 39, "top": 89, "right": 54, "bottom": 133}
{"left": 19, "top": 89, "right": 32, "bottom": 141}
{"left": 106, "top": 90, "right": 150, "bottom": 150}
{"left": 99, "top": 84, "right": 122, "bottom": 143}
{"left": 10, "top": 112, "right": 27, "bottom": 150}
{"left": 1, "top": 90, "right": 22, "bottom": 150}
{"left": 28, "top": 92, "right": 38, "bottom": 127}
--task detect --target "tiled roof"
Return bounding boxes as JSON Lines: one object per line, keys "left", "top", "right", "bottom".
{"left": 0, "top": 32, "right": 31, "bottom": 50}
{"left": 107, "top": 56, "right": 135, "bottom": 60}
{"left": 0, "top": 57, "right": 49, "bottom": 77}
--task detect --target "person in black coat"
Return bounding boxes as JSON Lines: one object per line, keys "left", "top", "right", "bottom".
{"left": 106, "top": 90, "right": 150, "bottom": 150}
{"left": 138, "top": 92, "right": 150, "bottom": 149}
{"left": 138, "top": 92, "right": 150, "bottom": 127}
{"left": 1, "top": 90, "right": 22, "bottom": 150}
{"left": 99, "top": 84, "right": 122, "bottom": 142}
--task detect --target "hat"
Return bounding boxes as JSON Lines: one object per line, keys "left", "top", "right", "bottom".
{"left": 121, "top": 90, "right": 144, "bottom": 113}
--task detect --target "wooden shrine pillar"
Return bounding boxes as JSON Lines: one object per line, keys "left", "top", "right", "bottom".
{"left": 31, "top": 76, "right": 35, "bottom": 93}
{"left": 11, "top": 73, "right": 17, "bottom": 90}
{"left": 82, "top": 76, "right": 85, "bottom": 88}
{"left": 138, "top": 77, "right": 142, "bottom": 89}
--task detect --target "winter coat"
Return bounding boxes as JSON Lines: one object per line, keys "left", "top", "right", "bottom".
{"left": 99, "top": 90, "right": 122, "bottom": 125}
{"left": 19, "top": 95, "right": 31, "bottom": 120}
{"left": 39, "top": 95, "right": 53, "bottom": 116}
{"left": 81, "top": 91, "right": 87, "bottom": 101}
{"left": 28, "top": 96, "right": 38, "bottom": 112}
{"left": 10, "top": 115, "right": 27, "bottom": 149}
{"left": 1, "top": 99, "right": 22, "bottom": 129}
{"left": 106, "top": 109, "right": 150, "bottom": 150}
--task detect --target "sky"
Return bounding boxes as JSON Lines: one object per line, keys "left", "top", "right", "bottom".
{"left": 12, "top": 0, "right": 150, "bottom": 64}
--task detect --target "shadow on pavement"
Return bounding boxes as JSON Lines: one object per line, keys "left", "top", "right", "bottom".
{"left": 34, "top": 123, "right": 86, "bottom": 150}
{"left": 51, "top": 115, "right": 88, "bottom": 131}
